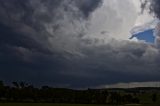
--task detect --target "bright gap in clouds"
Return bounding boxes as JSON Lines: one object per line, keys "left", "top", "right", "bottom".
{"left": 85, "top": 0, "right": 154, "bottom": 41}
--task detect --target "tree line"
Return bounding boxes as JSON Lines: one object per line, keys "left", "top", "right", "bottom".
{"left": 0, "top": 81, "right": 158, "bottom": 105}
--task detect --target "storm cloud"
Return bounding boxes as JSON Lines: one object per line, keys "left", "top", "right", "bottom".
{"left": 0, "top": 0, "right": 160, "bottom": 88}
{"left": 149, "top": 0, "right": 160, "bottom": 19}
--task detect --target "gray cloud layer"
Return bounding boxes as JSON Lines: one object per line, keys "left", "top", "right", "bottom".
{"left": 150, "top": 0, "right": 160, "bottom": 18}
{"left": 0, "top": 0, "right": 160, "bottom": 88}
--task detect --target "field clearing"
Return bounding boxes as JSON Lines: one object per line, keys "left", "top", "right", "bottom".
{"left": 0, "top": 103, "right": 159, "bottom": 106}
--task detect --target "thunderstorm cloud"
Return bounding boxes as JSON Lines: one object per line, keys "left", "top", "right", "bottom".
{"left": 0, "top": 0, "right": 160, "bottom": 88}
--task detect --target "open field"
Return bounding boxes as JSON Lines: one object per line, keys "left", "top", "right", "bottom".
{"left": 0, "top": 103, "right": 159, "bottom": 106}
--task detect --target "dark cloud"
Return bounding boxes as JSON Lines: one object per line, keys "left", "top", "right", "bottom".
{"left": 148, "top": 0, "right": 160, "bottom": 48}
{"left": 141, "top": 0, "right": 160, "bottom": 19}
{"left": 0, "top": 0, "right": 103, "bottom": 88}
{"left": 150, "top": 0, "right": 160, "bottom": 19}
{"left": 0, "top": 0, "right": 160, "bottom": 88}
{"left": 74, "top": 0, "right": 103, "bottom": 18}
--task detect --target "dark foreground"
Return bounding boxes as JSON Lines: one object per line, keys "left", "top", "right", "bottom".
{"left": 0, "top": 103, "right": 109, "bottom": 106}
{"left": 0, "top": 103, "right": 159, "bottom": 106}
{"left": 1, "top": 81, "right": 160, "bottom": 105}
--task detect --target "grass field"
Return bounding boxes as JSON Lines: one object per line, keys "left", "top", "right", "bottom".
{"left": 0, "top": 103, "right": 159, "bottom": 106}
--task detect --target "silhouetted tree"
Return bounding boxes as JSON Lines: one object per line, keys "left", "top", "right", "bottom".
{"left": 0, "top": 81, "right": 5, "bottom": 99}
{"left": 152, "top": 93, "right": 157, "bottom": 103}
{"left": 20, "top": 82, "right": 25, "bottom": 89}
{"left": 12, "top": 82, "right": 19, "bottom": 88}
{"left": 0, "top": 81, "right": 4, "bottom": 87}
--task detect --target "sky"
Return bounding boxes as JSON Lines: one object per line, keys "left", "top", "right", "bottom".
{"left": 0, "top": 0, "right": 160, "bottom": 88}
